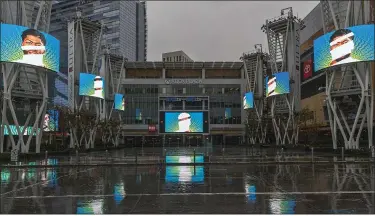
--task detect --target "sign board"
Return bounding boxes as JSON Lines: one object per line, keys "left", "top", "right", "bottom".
{"left": 11, "top": 149, "right": 19, "bottom": 162}
{"left": 165, "top": 79, "right": 202, "bottom": 85}
{"left": 67, "top": 21, "right": 75, "bottom": 110}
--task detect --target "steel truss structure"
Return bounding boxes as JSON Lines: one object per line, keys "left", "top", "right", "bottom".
{"left": 241, "top": 44, "right": 270, "bottom": 144}
{"left": 101, "top": 51, "right": 127, "bottom": 147}
{"left": 0, "top": 0, "right": 53, "bottom": 153}
{"left": 68, "top": 11, "right": 104, "bottom": 150}
{"left": 320, "top": 0, "right": 374, "bottom": 150}
{"left": 262, "top": 8, "right": 304, "bottom": 146}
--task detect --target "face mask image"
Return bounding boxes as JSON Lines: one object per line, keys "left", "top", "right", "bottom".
{"left": 93, "top": 76, "right": 103, "bottom": 98}
{"left": 177, "top": 113, "right": 191, "bottom": 132}
{"left": 330, "top": 40, "right": 354, "bottom": 61}
{"left": 18, "top": 53, "right": 45, "bottom": 67}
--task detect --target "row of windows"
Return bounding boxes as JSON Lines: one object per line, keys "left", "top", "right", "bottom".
{"left": 121, "top": 116, "right": 242, "bottom": 125}
{"left": 123, "top": 87, "right": 242, "bottom": 95}
{"left": 163, "top": 55, "right": 191, "bottom": 62}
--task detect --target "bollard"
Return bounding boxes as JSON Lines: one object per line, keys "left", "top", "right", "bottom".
{"left": 372, "top": 146, "right": 375, "bottom": 158}
{"left": 45, "top": 150, "right": 48, "bottom": 161}
{"left": 341, "top": 147, "right": 344, "bottom": 161}
{"left": 106, "top": 150, "right": 109, "bottom": 162}
{"left": 311, "top": 147, "right": 314, "bottom": 162}
{"left": 193, "top": 149, "right": 196, "bottom": 164}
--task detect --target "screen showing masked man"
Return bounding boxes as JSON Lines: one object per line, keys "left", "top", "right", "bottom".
{"left": 15, "top": 29, "right": 47, "bottom": 67}
{"left": 329, "top": 29, "right": 359, "bottom": 66}
{"left": 121, "top": 96, "right": 126, "bottom": 111}
{"left": 176, "top": 112, "right": 192, "bottom": 132}
{"left": 92, "top": 76, "right": 104, "bottom": 98}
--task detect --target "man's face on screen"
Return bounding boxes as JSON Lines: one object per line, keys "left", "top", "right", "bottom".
{"left": 22, "top": 34, "right": 46, "bottom": 55}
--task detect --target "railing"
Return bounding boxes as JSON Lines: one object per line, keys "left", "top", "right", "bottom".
{"left": 1, "top": 146, "right": 374, "bottom": 167}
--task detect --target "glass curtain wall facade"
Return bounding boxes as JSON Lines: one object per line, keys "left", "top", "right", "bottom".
{"left": 122, "top": 84, "right": 242, "bottom": 125}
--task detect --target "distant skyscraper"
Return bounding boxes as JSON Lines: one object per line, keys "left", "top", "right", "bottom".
{"left": 48, "top": 0, "right": 147, "bottom": 107}
{"left": 50, "top": 0, "right": 147, "bottom": 61}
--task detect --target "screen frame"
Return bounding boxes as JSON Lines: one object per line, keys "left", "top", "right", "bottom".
{"left": 0, "top": 23, "right": 61, "bottom": 73}
{"left": 313, "top": 24, "right": 375, "bottom": 72}
{"left": 159, "top": 111, "right": 210, "bottom": 134}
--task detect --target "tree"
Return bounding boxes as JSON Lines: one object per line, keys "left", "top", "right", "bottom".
{"left": 297, "top": 106, "right": 324, "bottom": 145}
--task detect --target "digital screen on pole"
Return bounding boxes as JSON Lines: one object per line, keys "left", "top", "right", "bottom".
{"left": 78, "top": 73, "right": 105, "bottom": 99}
{"left": 0, "top": 23, "right": 60, "bottom": 72}
{"left": 114, "top": 93, "right": 125, "bottom": 111}
{"left": 265, "top": 72, "right": 290, "bottom": 97}
{"left": 243, "top": 92, "right": 254, "bottom": 109}
{"left": 225, "top": 108, "right": 232, "bottom": 119}
{"left": 136, "top": 108, "right": 142, "bottom": 120}
{"left": 3, "top": 124, "right": 40, "bottom": 136}
{"left": 43, "top": 109, "right": 59, "bottom": 132}
{"left": 314, "top": 24, "right": 375, "bottom": 72}
{"left": 165, "top": 155, "right": 204, "bottom": 164}
{"left": 165, "top": 166, "right": 204, "bottom": 183}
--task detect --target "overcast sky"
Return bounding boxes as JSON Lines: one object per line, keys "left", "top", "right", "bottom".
{"left": 146, "top": 1, "right": 319, "bottom": 61}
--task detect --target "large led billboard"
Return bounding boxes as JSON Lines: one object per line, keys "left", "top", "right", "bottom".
{"left": 0, "top": 23, "right": 60, "bottom": 72}
{"left": 114, "top": 93, "right": 125, "bottom": 111}
{"left": 79, "top": 73, "right": 105, "bottom": 99}
{"left": 314, "top": 24, "right": 375, "bottom": 72}
{"left": 243, "top": 92, "right": 254, "bottom": 109}
{"left": 43, "top": 109, "right": 59, "bottom": 132}
{"left": 159, "top": 111, "right": 209, "bottom": 133}
{"left": 265, "top": 72, "right": 290, "bottom": 97}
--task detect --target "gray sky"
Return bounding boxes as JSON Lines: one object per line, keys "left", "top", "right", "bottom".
{"left": 146, "top": 1, "right": 319, "bottom": 61}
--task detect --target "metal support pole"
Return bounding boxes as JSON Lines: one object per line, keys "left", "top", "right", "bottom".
{"left": 135, "top": 149, "right": 138, "bottom": 164}
{"left": 341, "top": 147, "right": 344, "bottom": 161}
{"left": 311, "top": 147, "right": 314, "bottom": 162}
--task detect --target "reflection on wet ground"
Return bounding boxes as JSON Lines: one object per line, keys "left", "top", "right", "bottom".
{"left": 1, "top": 156, "right": 375, "bottom": 214}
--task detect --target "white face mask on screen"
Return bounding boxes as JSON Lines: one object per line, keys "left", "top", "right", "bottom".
{"left": 22, "top": 54, "right": 45, "bottom": 66}
{"left": 330, "top": 40, "right": 354, "bottom": 61}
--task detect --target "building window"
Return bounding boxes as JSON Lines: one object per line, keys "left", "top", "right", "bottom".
{"left": 163, "top": 58, "right": 165, "bottom": 62}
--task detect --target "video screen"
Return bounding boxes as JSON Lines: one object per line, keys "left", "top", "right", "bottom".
{"left": 265, "top": 72, "right": 290, "bottom": 97}
{"left": 165, "top": 155, "right": 204, "bottom": 164}
{"left": 78, "top": 73, "right": 105, "bottom": 99}
{"left": 3, "top": 124, "right": 40, "bottom": 136}
{"left": 243, "top": 92, "right": 254, "bottom": 109}
{"left": 43, "top": 109, "right": 59, "bottom": 132}
{"left": 0, "top": 23, "right": 60, "bottom": 72}
{"left": 225, "top": 108, "right": 232, "bottom": 119}
{"left": 114, "top": 93, "right": 125, "bottom": 111}
{"left": 165, "top": 166, "right": 204, "bottom": 183}
{"left": 136, "top": 108, "right": 142, "bottom": 120}
{"left": 160, "top": 111, "right": 209, "bottom": 133}
{"left": 314, "top": 24, "right": 375, "bottom": 72}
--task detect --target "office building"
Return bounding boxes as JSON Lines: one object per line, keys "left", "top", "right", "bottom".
{"left": 162, "top": 51, "right": 193, "bottom": 62}
{"left": 117, "top": 61, "right": 246, "bottom": 146}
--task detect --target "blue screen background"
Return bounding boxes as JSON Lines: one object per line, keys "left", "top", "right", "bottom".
{"left": 314, "top": 24, "right": 375, "bottom": 72}
{"left": 114, "top": 93, "right": 125, "bottom": 111}
{"left": 165, "top": 112, "right": 203, "bottom": 133}
{"left": 0, "top": 23, "right": 60, "bottom": 72}
{"left": 243, "top": 92, "right": 254, "bottom": 109}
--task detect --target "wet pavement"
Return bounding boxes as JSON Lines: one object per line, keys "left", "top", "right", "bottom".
{"left": 1, "top": 155, "right": 375, "bottom": 213}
